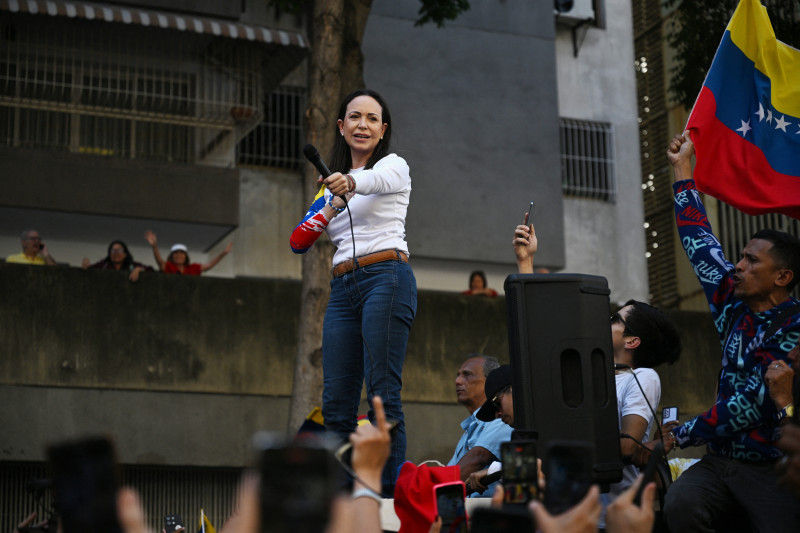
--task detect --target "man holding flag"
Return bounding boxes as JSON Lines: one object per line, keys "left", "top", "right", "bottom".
{"left": 656, "top": 2, "right": 800, "bottom": 530}
{"left": 664, "top": 131, "right": 800, "bottom": 531}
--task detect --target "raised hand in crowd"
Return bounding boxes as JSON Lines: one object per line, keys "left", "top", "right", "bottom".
{"left": 666, "top": 131, "right": 695, "bottom": 182}
{"left": 528, "top": 485, "right": 602, "bottom": 533}
{"left": 219, "top": 472, "right": 259, "bottom": 533}
{"left": 144, "top": 230, "right": 166, "bottom": 271}
{"left": 118, "top": 487, "right": 156, "bottom": 533}
{"left": 512, "top": 210, "right": 538, "bottom": 274}
{"left": 605, "top": 475, "right": 656, "bottom": 533}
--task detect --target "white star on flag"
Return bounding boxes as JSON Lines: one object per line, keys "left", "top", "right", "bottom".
{"left": 767, "top": 109, "right": 774, "bottom": 123}
{"left": 755, "top": 103, "right": 765, "bottom": 121}
{"left": 774, "top": 115, "right": 789, "bottom": 132}
{"left": 736, "top": 119, "right": 752, "bottom": 136}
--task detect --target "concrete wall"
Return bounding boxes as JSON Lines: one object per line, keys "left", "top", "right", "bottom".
{"left": 554, "top": 0, "right": 649, "bottom": 305}
{"left": 362, "top": 0, "right": 565, "bottom": 294}
{"left": 1, "top": 265, "right": 720, "bottom": 468}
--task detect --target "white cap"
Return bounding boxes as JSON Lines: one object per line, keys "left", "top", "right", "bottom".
{"left": 170, "top": 243, "right": 188, "bottom": 253}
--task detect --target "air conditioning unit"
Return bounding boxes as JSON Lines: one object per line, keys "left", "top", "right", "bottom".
{"left": 556, "top": 0, "right": 595, "bottom": 27}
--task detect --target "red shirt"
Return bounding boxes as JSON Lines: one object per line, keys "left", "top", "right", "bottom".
{"left": 163, "top": 262, "right": 203, "bottom": 276}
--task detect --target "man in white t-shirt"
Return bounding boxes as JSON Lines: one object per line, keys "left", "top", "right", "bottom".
{"left": 601, "top": 300, "right": 682, "bottom": 527}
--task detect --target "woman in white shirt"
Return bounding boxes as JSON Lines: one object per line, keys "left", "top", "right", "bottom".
{"left": 290, "top": 89, "right": 417, "bottom": 494}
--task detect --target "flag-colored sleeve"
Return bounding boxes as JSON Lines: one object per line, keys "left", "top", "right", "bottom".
{"left": 290, "top": 190, "right": 330, "bottom": 254}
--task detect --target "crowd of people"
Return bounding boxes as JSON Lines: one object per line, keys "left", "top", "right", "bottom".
{"left": 9, "top": 83, "right": 800, "bottom": 533}
{"left": 4, "top": 229, "right": 233, "bottom": 280}
{"left": 285, "top": 89, "right": 800, "bottom": 531}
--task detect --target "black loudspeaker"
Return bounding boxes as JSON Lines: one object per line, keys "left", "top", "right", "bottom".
{"left": 505, "top": 273, "right": 622, "bottom": 487}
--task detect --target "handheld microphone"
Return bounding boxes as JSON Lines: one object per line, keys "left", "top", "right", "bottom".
{"left": 303, "top": 144, "right": 332, "bottom": 179}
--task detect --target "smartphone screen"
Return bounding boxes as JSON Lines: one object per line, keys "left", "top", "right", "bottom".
{"left": 543, "top": 440, "right": 594, "bottom": 515}
{"left": 47, "top": 436, "right": 123, "bottom": 533}
{"left": 433, "top": 482, "right": 467, "bottom": 533}
{"left": 662, "top": 406, "right": 679, "bottom": 424}
{"left": 501, "top": 440, "right": 539, "bottom": 505}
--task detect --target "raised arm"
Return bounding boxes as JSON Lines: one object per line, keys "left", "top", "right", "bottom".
{"left": 144, "top": 230, "right": 166, "bottom": 271}
{"left": 667, "top": 131, "right": 695, "bottom": 183}
{"left": 513, "top": 211, "right": 538, "bottom": 274}
{"left": 290, "top": 189, "right": 352, "bottom": 253}
{"left": 201, "top": 241, "right": 233, "bottom": 272}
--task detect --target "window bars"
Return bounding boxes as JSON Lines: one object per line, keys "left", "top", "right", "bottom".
{"left": 560, "top": 118, "right": 616, "bottom": 202}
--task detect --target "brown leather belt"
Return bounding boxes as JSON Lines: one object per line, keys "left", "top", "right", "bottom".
{"left": 333, "top": 249, "right": 408, "bottom": 277}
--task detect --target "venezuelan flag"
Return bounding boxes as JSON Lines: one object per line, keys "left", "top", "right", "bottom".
{"left": 686, "top": 0, "right": 800, "bottom": 220}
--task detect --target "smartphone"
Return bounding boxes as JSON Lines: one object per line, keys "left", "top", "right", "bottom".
{"left": 543, "top": 440, "right": 594, "bottom": 515}
{"left": 633, "top": 441, "right": 664, "bottom": 506}
{"left": 163, "top": 514, "right": 185, "bottom": 532}
{"left": 470, "top": 506, "right": 534, "bottom": 533}
{"left": 432, "top": 481, "right": 468, "bottom": 533}
{"left": 526, "top": 201, "right": 535, "bottom": 225}
{"left": 39, "top": 243, "right": 45, "bottom": 250}
{"left": 47, "top": 436, "right": 123, "bottom": 533}
{"left": 501, "top": 440, "right": 539, "bottom": 505}
{"left": 255, "top": 433, "right": 338, "bottom": 533}
{"left": 662, "top": 406, "right": 679, "bottom": 424}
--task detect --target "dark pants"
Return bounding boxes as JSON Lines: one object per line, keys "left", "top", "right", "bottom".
{"left": 664, "top": 454, "right": 800, "bottom": 533}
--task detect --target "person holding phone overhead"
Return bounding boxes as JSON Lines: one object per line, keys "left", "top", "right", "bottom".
{"left": 290, "top": 89, "right": 417, "bottom": 494}
{"left": 6, "top": 229, "right": 57, "bottom": 265}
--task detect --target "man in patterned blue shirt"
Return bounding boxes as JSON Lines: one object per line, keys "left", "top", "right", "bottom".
{"left": 662, "top": 132, "right": 800, "bottom": 532}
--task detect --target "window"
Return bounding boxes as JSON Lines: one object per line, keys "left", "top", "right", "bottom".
{"left": 560, "top": 118, "right": 616, "bottom": 202}
{"left": 237, "top": 85, "right": 307, "bottom": 170}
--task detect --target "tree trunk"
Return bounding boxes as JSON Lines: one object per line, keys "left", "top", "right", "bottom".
{"left": 287, "top": 0, "right": 341, "bottom": 435}
{"left": 287, "top": 0, "right": 375, "bottom": 436}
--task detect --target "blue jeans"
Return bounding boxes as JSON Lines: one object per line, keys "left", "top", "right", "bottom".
{"left": 322, "top": 258, "right": 417, "bottom": 491}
